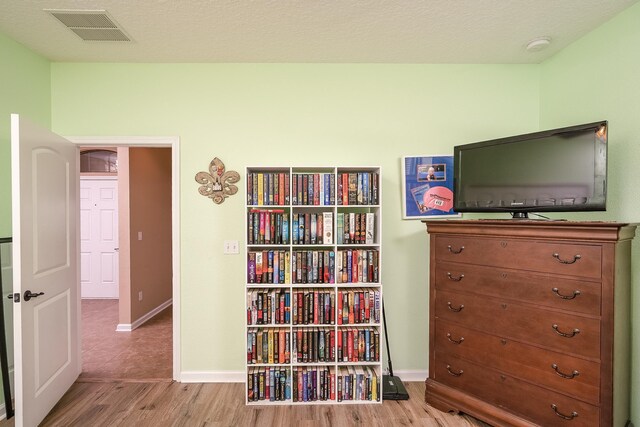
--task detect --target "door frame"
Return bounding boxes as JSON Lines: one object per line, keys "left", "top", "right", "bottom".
{"left": 68, "top": 136, "right": 181, "bottom": 381}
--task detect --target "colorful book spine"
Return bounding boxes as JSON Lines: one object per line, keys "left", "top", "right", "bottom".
{"left": 365, "top": 213, "right": 375, "bottom": 244}
{"left": 322, "top": 212, "right": 333, "bottom": 244}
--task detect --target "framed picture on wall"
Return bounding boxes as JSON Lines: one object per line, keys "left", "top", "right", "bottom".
{"left": 401, "top": 155, "right": 459, "bottom": 219}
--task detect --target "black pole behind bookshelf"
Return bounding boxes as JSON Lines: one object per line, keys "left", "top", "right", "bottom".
{"left": 382, "top": 299, "right": 409, "bottom": 400}
{"left": 0, "top": 237, "right": 14, "bottom": 419}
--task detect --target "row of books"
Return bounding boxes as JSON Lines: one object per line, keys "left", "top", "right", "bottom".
{"left": 246, "top": 289, "right": 290, "bottom": 326}
{"left": 247, "top": 328, "right": 290, "bottom": 365}
{"left": 247, "top": 172, "right": 290, "bottom": 206}
{"left": 246, "top": 210, "right": 377, "bottom": 246}
{"left": 292, "top": 288, "right": 334, "bottom": 325}
{"left": 247, "top": 367, "right": 290, "bottom": 402}
{"left": 245, "top": 366, "right": 381, "bottom": 402}
{"left": 291, "top": 250, "right": 334, "bottom": 284}
{"left": 336, "top": 327, "right": 380, "bottom": 363}
{"left": 292, "top": 173, "right": 336, "bottom": 206}
{"left": 247, "top": 249, "right": 380, "bottom": 285}
{"left": 291, "top": 327, "right": 335, "bottom": 363}
{"left": 291, "top": 366, "right": 380, "bottom": 402}
{"left": 337, "top": 366, "right": 380, "bottom": 402}
{"left": 247, "top": 250, "right": 290, "bottom": 284}
{"left": 337, "top": 289, "right": 381, "bottom": 325}
{"left": 246, "top": 170, "right": 380, "bottom": 207}
{"left": 292, "top": 366, "right": 334, "bottom": 402}
{"left": 292, "top": 212, "right": 333, "bottom": 245}
{"left": 336, "top": 212, "right": 375, "bottom": 244}
{"left": 246, "top": 326, "right": 379, "bottom": 366}
{"left": 247, "top": 210, "right": 289, "bottom": 245}
{"left": 337, "top": 172, "right": 380, "bottom": 206}
{"left": 247, "top": 327, "right": 379, "bottom": 367}
{"left": 336, "top": 249, "right": 379, "bottom": 284}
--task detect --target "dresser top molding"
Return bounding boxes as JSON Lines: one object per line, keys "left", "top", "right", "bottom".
{"left": 422, "top": 220, "right": 637, "bottom": 243}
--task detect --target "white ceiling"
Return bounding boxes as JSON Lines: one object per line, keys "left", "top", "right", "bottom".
{"left": 0, "top": 0, "right": 637, "bottom": 64}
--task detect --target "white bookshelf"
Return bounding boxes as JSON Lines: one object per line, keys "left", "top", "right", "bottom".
{"left": 245, "top": 166, "right": 382, "bottom": 405}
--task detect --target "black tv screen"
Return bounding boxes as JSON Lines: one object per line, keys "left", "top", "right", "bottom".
{"left": 453, "top": 121, "right": 607, "bottom": 217}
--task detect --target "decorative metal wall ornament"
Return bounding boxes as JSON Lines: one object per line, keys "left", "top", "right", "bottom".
{"left": 195, "top": 157, "right": 241, "bottom": 204}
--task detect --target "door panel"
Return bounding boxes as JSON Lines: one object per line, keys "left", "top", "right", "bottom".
{"left": 11, "top": 114, "right": 80, "bottom": 427}
{"left": 33, "top": 148, "right": 70, "bottom": 276}
{"left": 35, "top": 291, "right": 70, "bottom": 392}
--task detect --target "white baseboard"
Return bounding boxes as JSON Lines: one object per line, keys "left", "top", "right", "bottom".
{"left": 180, "top": 371, "right": 244, "bottom": 383}
{"left": 0, "top": 403, "right": 5, "bottom": 421}
{"left": 116, "top": 299, "right": 172, "bottom": 332}
{"left": 393, "top": 370, "right": 428, "bottom": 382}
{"left": 176, "top": 370, "right": 426, "bottom": 384}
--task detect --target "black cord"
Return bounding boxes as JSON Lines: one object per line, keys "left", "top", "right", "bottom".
{"left": 382, "top": 298, "right": 394, "bottom": 377}
{"left": 530, "top": 213, "right": 551, "bottom": 220}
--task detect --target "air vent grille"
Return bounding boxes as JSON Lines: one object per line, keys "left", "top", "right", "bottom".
{"left": 70, "top": 28, "right": 131, "bottom": 42}
{"left": 46, "top": 9, "right": 132, "bottom": 42}
{"left": 50, "top": 12, "right": 117, "bottom": 29}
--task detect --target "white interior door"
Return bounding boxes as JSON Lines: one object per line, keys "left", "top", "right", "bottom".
{"left": 11, "top": 114, "right": 80, "bottom": 427}
{"left": 80, "top": 178, "right": 119, "bottom": 299}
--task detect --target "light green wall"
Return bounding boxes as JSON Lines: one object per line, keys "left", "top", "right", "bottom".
{"left": 0, "top": 30, "right": 50, "bottom": 410}
{"left": 50, "top": 63, "right": 540, "bottom": 372}
{"left": 539, "top": 3, "right": 640, "bottom": 422}
{"left": 0, "top": 32, "right": 51, "bottom": 236}
{"left": 5, "top": 3, "right": 639, "bottom": 420}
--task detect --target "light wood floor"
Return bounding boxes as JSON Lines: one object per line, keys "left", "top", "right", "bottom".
{"left": 2, "top": 303, "right": 488, "bottom": 426}
{"left": 0, "top": 381, "right": 488, "bottom": 427}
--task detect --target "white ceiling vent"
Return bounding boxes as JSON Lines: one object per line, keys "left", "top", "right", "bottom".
{"left": 46, "top": 9, "right": 132, "bottom": 42}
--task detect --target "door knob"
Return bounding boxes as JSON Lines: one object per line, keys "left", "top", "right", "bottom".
{"left": 24, "top": 290, "right": 45, "bottom": 302}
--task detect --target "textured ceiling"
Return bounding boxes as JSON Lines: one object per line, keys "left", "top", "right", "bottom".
{"left": 0, "top": 0, "right": 637, "bottom": 63}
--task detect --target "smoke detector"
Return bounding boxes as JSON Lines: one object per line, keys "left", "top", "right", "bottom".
{"left": 526, "top": 37, "right": 551, "bottom": 52}
{"left": 46, "top": 9, "right": 132, "bottom": 42}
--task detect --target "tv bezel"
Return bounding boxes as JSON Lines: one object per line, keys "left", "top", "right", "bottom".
{"left": 453, "top": 120, "right": 608, "bottom": 216}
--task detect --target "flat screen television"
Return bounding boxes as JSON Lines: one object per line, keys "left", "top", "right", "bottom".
{"left": 453, "top": 121, "right": 608, "bottom": 218}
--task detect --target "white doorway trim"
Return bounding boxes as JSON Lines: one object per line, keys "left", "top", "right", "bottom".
{"left": 67, "top": 136, "right": 181, "bottom": 382}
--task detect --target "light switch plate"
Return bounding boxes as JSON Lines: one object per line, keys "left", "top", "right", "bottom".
{"left": 224, "top": 240, "right": 239, "bottom": 254}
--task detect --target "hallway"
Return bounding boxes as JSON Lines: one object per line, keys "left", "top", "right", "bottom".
{"left": 80, "top": 299, "right": 172, "bottom": 382}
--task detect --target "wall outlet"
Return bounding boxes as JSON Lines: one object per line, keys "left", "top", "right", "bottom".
{"left": 224, "top": 240, "right": 239, "bottom": 254}
{"left": 138, "top": 291, "right": 143, "bottom": 301}
{"left": 138, "top": 231, "right": 143, "bottom": 241}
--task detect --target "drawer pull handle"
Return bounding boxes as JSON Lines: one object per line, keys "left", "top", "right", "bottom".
{"left": 447, "top": 302, "right": 465, "bottom": 312}
{"left": 552, "top": 253, "right": 581, "bottom": 264}
{"left": 551, "top": 404, "right": 578, "bottom": 420}
{"left": 552, "top": 324, "right": 580, "bottom": 338}
{"left": 446, "top": 333, "right": 464, "bottom": 344}
{"left": 447, "top": 245, "right": 464, "bottom": 254}
{"left": 552, "top": 287, "right": 581, "bottom": 300}
{"left": 446, "top": 365, "right": 464, "bottom": 377}
{"left": 551, "top": 364, "right": 580, "bottom": 379}
{"left": 447, "top": 272, "right": 465, "bottom": 282}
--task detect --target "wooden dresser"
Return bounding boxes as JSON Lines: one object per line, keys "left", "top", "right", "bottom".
{"left": 422, "top": 220, "right": 635, "bottom": 427}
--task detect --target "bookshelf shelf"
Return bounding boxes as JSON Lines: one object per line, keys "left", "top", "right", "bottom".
{"left": 245, "top": 166, "right": 382, "bottom": 405}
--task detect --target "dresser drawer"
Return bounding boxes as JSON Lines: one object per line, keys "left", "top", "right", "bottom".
{"left": 434, "top": 261, "right": 601, "bottom": 316}
{"left": 435, "top": 320, "right": 600, "bottom": 404}
{"left": 433, "top": 353, "right": 600, "bottom": 427}
{"left": 435, "top": 289, "right": 600, "bottom": 359}
{"left": 434, "top": 235, "right": 602, "bottom": 279}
